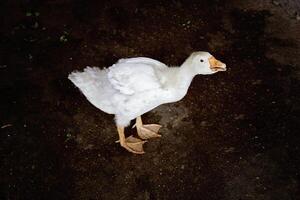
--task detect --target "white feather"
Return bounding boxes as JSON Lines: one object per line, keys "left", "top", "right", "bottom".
{"left": 68, "top": 67, "right": 116, "bottom": 114}
{"left": 108, "top": 63, "right": 162, "bottom": 95}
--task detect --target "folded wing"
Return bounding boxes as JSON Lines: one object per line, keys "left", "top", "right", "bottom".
{"left": 108, "top": 58, "right": 166, "bottom": 95}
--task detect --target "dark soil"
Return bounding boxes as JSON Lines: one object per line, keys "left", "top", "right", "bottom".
{"left": 1, "top": 0, "right": 299, "bottom": 199}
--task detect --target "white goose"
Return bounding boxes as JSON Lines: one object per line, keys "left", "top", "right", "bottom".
{"left": 68, "top": 51, "right": 226, "bottom": 154}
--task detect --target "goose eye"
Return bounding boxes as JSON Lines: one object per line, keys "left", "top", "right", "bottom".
{"left": 200, "top": 59, "right": 204, "bottom": 62}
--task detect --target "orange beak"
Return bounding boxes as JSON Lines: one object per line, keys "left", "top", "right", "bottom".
{"left": 209, "top": 57, "right": 226, "bottom": 72}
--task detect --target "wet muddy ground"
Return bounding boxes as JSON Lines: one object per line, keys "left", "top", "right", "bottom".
{"left": 1, "top": 0, "right": 299, "bottom": 199}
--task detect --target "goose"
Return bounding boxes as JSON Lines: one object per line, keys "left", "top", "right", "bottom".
{"left": 68, "top": 51, "right": 226, "bottom": 154}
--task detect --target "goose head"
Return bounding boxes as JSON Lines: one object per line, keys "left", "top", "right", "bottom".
{"left": 183, "top": 51, "right": 226, "bottom": 75}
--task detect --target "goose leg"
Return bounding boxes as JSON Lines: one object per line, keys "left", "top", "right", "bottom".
{"left": 133, "top": 116, "right": 162, "bottom": 140}
{"left": 117, "top": 126, "right": 146, "bottom": 154}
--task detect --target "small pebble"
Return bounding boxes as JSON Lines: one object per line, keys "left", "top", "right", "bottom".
{"left": 1, "top": 124, "right": 12, "bottom": 129}
{"left": 26, "top": 12, "right": 32, "bottom": 17}
{"left": 272, "top": 0, "right": 280, "bottom": 6}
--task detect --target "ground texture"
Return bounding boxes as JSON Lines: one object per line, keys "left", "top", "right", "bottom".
{"left": 1, "top": 0, "right": 300, "bottom": 199}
